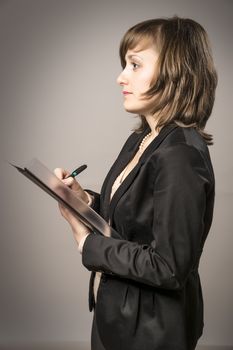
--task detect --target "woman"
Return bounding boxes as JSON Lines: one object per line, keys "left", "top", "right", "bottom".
{"left": 54, "top": 16, "right": 217, "bottom": 350}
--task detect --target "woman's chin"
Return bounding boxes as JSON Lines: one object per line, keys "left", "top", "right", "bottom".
{"left": 124, "top": 105, "right": 140, "bottom": 114}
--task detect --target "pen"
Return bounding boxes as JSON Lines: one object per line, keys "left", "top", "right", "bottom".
{"left": 65, "top": 164, "right": 87, "bottom": 179}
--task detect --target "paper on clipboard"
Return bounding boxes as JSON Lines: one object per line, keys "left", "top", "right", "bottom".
{"left": 10, "top": 158, "right": 112, "bottom": 237}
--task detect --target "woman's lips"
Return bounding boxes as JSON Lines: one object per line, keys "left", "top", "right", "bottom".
{"left": 123, "top": 91, "right": 132, "bottom": 95}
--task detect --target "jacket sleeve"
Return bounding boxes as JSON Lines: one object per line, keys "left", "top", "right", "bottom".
{"left": 82, "top": 144, "right": 213, "bottom": 290}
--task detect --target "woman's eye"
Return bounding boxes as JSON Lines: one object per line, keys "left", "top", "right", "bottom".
{"left": 131, "top": 62, "right": 139, "bottom": 70}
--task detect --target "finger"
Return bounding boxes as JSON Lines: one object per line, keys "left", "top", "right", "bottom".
{"left": 58, "top": 202, "right": 64, "bottom": 213}
{"left": 63, "top": 176, "right": 75, "bottom": 187}
{"left": 54, "top": 167, "right": 64, "bottom": 179}
{"left": 58, "top": 202, "right": 68, "bottom": 218}
{"left": 54, "top": 167, "right": 69, "bottom": 180}
{"left": 63, "top": 178, "right": 82, "bottom": 193}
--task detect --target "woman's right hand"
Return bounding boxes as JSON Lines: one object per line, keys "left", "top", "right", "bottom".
{"left": 54, "top": 167, "right": 89, "bottom": 204}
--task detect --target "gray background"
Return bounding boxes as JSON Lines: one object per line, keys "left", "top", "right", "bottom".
{"left": 0, "top": 0, "right": 232, "bottom": 349}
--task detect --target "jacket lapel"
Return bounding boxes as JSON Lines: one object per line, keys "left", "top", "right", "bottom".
{"left": 108, "top": 123, "right": 178, "bottom": 225}
{"left": 100, "top": 127, "right": 149, "bottom": 221}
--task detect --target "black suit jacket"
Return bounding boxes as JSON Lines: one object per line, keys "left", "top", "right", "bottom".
{"left": 82, "top": 123, "right": 215, "bottom": 350}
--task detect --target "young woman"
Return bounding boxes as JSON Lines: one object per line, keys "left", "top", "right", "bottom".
{"left": 54, "top": 16, "right": 217, "bottom": 350}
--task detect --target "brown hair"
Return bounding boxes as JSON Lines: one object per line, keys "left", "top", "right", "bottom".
{"left": 119, "top": 16, "right": 218, "bottom": 145}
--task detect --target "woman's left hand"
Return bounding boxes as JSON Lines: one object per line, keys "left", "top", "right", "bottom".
{"left": 58, "top": 203, "right": 91, "bottom": 245}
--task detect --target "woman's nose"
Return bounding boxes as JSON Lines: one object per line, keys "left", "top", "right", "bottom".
{"left": 116, "top": 70, "right": 128, "bottom": 86}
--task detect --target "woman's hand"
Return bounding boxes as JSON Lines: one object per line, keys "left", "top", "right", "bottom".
{"left": 54, "top": 167, "right": 91, "bottom": 244}
{"left": 54, "top": 167, "right": 89, "bottom": 203}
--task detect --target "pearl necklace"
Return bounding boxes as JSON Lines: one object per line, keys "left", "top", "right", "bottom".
{"left": 111, "top": 132, "right": 153, "bottom": 191}
{"left": 138, "top": 132, "right": 152, "bottom": 153}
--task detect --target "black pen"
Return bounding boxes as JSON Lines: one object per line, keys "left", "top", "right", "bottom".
{"left": 65, "top": 164, "right": 87, "bottom": 179}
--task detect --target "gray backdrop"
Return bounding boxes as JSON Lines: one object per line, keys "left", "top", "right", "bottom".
{"left": 0, "top": 0, "right": 232, "bottom": 348}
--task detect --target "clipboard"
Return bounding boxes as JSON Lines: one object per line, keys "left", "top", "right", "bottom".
{"left": 10, "top": 158, "right": 112, "bottom": 237}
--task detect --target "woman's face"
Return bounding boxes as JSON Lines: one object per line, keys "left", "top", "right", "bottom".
{"left": 117, "top": 46, "right": 159, "bottom": 116}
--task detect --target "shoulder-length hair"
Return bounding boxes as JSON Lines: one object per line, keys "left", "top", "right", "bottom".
{"left": 119, "top": 16, "right": 218, "bottom": 145}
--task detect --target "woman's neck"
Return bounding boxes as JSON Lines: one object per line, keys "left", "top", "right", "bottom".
{"left": 145, "top": 114, "right": 159, "bottom": 137}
